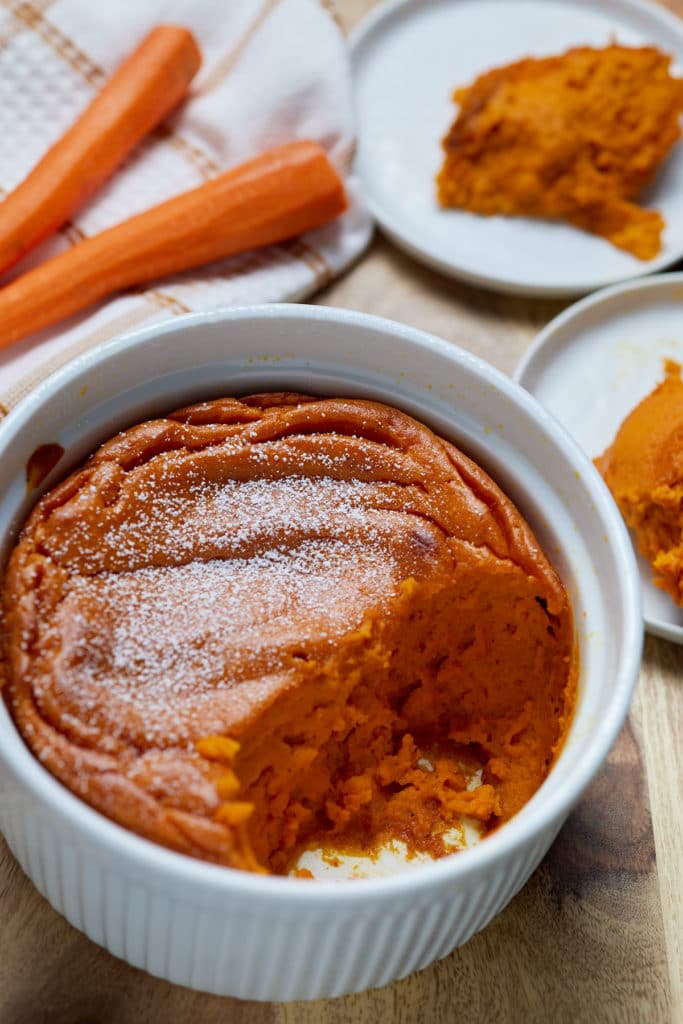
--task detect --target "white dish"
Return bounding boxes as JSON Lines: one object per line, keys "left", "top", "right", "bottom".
{"left": 351, "top": 0, "right": 683, "bottom": 297}
{"left": 0, "top": 306, "right": 641, "bottom": 999}
{"left": 515, "top": 273, "right": 683, "bottom": 643}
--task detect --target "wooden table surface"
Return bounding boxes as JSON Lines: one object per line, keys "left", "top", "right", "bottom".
{"left": 2, "top": 2, "right": 683, "bottom": 1021}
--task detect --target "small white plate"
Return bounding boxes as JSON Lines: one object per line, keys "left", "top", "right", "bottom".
{"left": 515, "top": 273, "right": 683, "bottom": 642}
{"left": 351, "top": 0, "right": 683, "bottom": 297}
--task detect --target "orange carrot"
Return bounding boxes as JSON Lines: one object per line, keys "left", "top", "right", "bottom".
{"left": 0, "top": 140, "right": 347, "bottom": 351}
{"left": 0, "top": 25, "right": 201, "bottom": 276}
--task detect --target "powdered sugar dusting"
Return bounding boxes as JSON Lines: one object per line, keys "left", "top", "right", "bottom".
{"left": 47, "top": 462, "right": 428, "bottom": 574}
{"left": 39, "top": 473, "right": 444, "bottom": 748}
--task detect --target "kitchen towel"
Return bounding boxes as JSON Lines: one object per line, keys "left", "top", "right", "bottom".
{"left": 0, "top": 0, "right": 371, "bottom": 412}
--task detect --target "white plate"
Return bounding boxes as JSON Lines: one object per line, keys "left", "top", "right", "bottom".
{"left": 515, "top": 273, "right": 683, "bottom": 642}
{"left": 351, "top": 0, "right": 683, "bottom": 297}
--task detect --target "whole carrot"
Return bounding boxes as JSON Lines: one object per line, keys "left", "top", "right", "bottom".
{"left": 0, "top": 25, "right": 201, "bottom": 276}
{"left": 0, "top": 140, "right": 347, "bottom": 351}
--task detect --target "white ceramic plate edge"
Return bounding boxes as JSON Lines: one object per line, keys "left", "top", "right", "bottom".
{"left": 514, "top": 272, "right": 683, "bottom": 643}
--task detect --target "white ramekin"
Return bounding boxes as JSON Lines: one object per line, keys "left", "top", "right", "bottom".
{"left": 0, "top": 306, "right": 642, "bottom": 1000}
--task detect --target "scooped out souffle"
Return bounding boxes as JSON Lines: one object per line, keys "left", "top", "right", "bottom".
{"left": 596, "top": 360, "right": 683, "bottom": 606}
{"left": 1, "top": 394, "right": 576, "bottom": 874}
{"left": 437, "top": 45, "right": 683, "bottom": 260}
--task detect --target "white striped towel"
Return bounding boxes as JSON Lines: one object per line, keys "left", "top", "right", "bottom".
{"left": 0, "top": 0, "right": 371, "bottom": 413}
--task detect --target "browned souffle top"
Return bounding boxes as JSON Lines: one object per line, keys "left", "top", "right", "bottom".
{"left": 1, "top": 395, "right": 576, "bottom": 873}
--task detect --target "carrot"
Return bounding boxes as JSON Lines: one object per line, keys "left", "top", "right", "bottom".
{"left": 0, "top": 140, "right": 347, "bottom": 351}
{"left": 0, "top": 25, "right": 201, "bottom": 277}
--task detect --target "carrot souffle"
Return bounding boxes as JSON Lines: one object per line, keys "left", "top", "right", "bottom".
{"left": 437, "top": 45, "right": 683, "bottom": 260}
{"left": 1, "top": 394, "right": 576, "bottom": 875}
{"left": 596, "top": 360, "right": 683, "bottom": 606}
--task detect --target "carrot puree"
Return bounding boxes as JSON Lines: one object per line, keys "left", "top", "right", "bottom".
{"left": 437, "top": 45, "right": 683, "bottom": 260}
{"left": 2, "top": 395, "right": 576, "bottom": 874}
{"left": 596, "top": 360, "right": 683, "bottom": 605}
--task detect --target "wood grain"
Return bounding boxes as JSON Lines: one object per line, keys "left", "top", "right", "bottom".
{"left": 1, "top": 1, "right": 683, "bottom": 1021}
